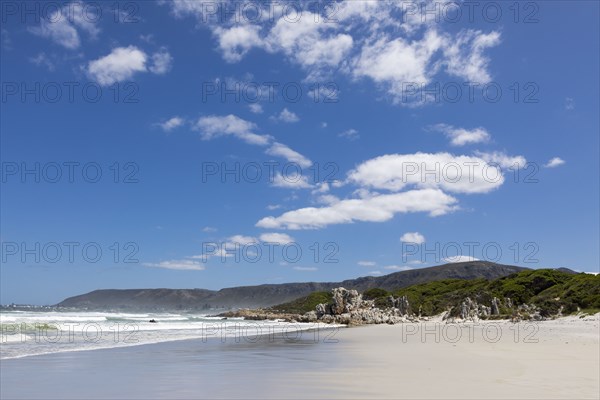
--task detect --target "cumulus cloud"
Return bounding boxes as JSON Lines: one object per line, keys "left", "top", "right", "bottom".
{"left": 266, "top": 142, "right": 312, "bottom": 168}
{"left": 194, "top": 114, "right": 270, "bottom": 145}
{"left": 87, "top": 46, "right": 147, "bottom": 85}
{"left": 256, "top": 189, "right": 458, "bottom": 230}
{"left": 149, "top": 48, "right": 173, "bottom": 74}
{"left": 430, "top": 124, "right": 491, "bottom": 146}
{"left": 264, "top": 12, "right": 353, "bottom": 71}
{"left": 248, "top": 103, "right": 264, "bottom": 114}
{"left": 545, "top": 157, "right": 565, "bottom": 168}
{"left": 161, "top": 2, "right": 500, "bottom": 105}
{"left": 158, "top": 116, "right": 184, "bottom": 132}
{"left": 347, "top": 152, "right": 505, "bottom": 194}
{"left": 228, "top": 235, "right": 258, "bottom": 245}
{"left": 143, "top": 259, "right": 205, "bottom": 271}
{"left": 213, "top": 24, "right": 263, "bottom": 62}
{"left": 87, "top": 46, "right": 172, "bottom": 86}
{"left": 474, "top": 151, "right": 527, "bottom": 169}
{"left": 272, "top": 173, "right": 313, "bottom": 189}
{"left": 442, "top": 30, "right": 501, "bottom": 82}
{"left": 259, "top": 233, "right": 295, "bottom": 244}
{"left": 29, "top": 2, "right": 99, "bottom": 49}
{"left": 353, "top": 29, "right": 443, "bottom": 87}
{"left": 400, "top": 232, "right": 426, "bottom": 245}
{"left": 274, "top": 108, "right": 300, "bottom": 123}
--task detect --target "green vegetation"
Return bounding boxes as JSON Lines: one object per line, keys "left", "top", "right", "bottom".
{"left": 268, "top": 291, "right": 333, "bottom": 314}
{"left": 389, "top": 269, "right": 599, "bottom": 318}
{"left": 362, "top": 288, "right": 391, "bottom": 308}
{"left": 269, "top": 270, "right": 599, "bottom": 319}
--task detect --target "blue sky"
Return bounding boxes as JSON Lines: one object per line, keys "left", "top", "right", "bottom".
{"left": 1, "top": 1, "right": 598, "bottom": 305}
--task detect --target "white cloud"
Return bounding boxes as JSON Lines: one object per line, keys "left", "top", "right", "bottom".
{"left": 400, "top": 232, "right": 426, "bottom": 245}
{"left": 347, "top": 152, "right": 505, "bottom": 194}
{"left": 194, "top": 114, "right": 270, "bottom": 146}
{"left": 267, "top": 204, "right": 282, "bottom": 210}
{"left": 430, "top": 124, "right": 491, "bottom": 146}
{"left": 312, "top": 182, "right": 330, "bottom": 194}
{"left": 259, "top": 233, "right": 295, "bottom": 245}
{"left": 162, "top": 3, "right": 500, "bottom": 106}
{"left": 384, "top": 265, "right": 413, "bottom": 271}
{"left": 315, "top": 194, "right": 340, "bottom": 205}
{"left": 353, "top": 29, "right": 444, "bottom": 87}
{"left": 193, "top": 115, "right": 315, "bottom": 177}
{"left": 266, "top": 142, "right": 311, "bottom": 168}
{"left": 443, "top": 255, "right": 480, "bottom": 263}
{"left": 443, "top": 30, "right": 501, "bottom": 82}
{"left": 545, "top": 157, "right": 565, "bottom": 168}
{"left": 248, "top": 103, "right": 264, "bottom": 114}
{"left": 30, "top": 53, "right": 55, "bottom": 71}
{"left": 274, "top": 108, "right": 300, "bottom": 123}
{"left": 474, "top": 151, "right": 527, "bottom": 169}
{"left": 202, "top": 226, "right": 217, "bottom": 233}
{"left": 143, "top": 259, "right": 205, "bottom": 271}
{"left": 149, "top": 48, "right": 173, "bottom": 74}
{"left": 358, "top": 261, "right": 376, "bottom": 267}
{"left": 293, "top": 266, "right": 318, "bottom": 271}
{"left": 29, "top": 3, "right": 99, "bottom": 49}
{"left": 565, "top": 97, "right": 575, "bottom": 111}
{"left": 228, "top": 235, "right": 258, "bottom": 246}
{"left": 368, "top": 270, "right": 383, "bottom": 275}
{"left": 272, "top": 173, "right": 313, "bottom": 189}
{"left": 338, "top": 129, "right": 359, "bottom": 141}
{"left": 256, "top": 188, "right": 457, "bottom": 230}
{"left": 87, "top": 46, "right": 172, "bottom": 86}
{"left": 158, "top": 117, "right": 184, "bottom": 132}
{"left": 87, "top": 46, "right": 147, "bottom": 86}
{"left": 213, "top": 24, "right": 263, "bottom": 62}
{"left": 265, "top": 12, "right": 353, "bottom": 71}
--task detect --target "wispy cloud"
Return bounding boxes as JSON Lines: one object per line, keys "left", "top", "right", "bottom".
{"left": 338, "top": 129, "right": 359, "bottom": 141}
{"left": 143, "top": 260, "right": 205, "bottom": 271}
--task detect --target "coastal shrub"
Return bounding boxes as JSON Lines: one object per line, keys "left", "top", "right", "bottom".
{"left": 362, "top": 288, "right": 390, "bottom": 300}
{"left": 268, "top": 269, "right": 599, "bottom": 318}
{"left": 269, "top": 291, "right": 333, "bottom": 314}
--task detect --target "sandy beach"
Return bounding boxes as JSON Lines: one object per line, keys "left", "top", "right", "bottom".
{"left": 290, "top": 314, "right": 600, "bottom": 399}
{"left": 2, "top": 314, "right": 598, "bottom": 399}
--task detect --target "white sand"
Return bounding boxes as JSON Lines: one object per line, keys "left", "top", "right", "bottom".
{"left": 284, "top": 314, "right": 600, "bottom": 399}
{"left": 2, "top": 314, "right": 598, "bottom": 399}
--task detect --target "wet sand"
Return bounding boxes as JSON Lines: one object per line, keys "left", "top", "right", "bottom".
{"left": 1, "top": 315, "right": 598, "bottom": 399}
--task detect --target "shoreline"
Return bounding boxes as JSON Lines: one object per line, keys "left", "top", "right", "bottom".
{"left": 1, "top": 314, "right": 598, "bottom": 399}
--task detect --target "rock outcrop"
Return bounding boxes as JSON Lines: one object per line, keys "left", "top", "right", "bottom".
{"left": 311, "top": 287, "right": 418, "bottom": 325}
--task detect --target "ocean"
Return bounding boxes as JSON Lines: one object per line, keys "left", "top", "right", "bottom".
{"left": 0, "top": 310, "right": 339, "bottom": 360}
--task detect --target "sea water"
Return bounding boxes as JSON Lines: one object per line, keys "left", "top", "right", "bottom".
{"left": 0, "top": 310, "right": 335, "bottom": 359}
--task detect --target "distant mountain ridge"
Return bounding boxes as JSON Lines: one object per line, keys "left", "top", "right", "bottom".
{"left": 57, "top": 261, "right": 529, "bottom": 310}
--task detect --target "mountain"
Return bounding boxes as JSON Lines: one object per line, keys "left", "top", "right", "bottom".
{"left": 57, "top": 261, "right": 528, "bottom": 310}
